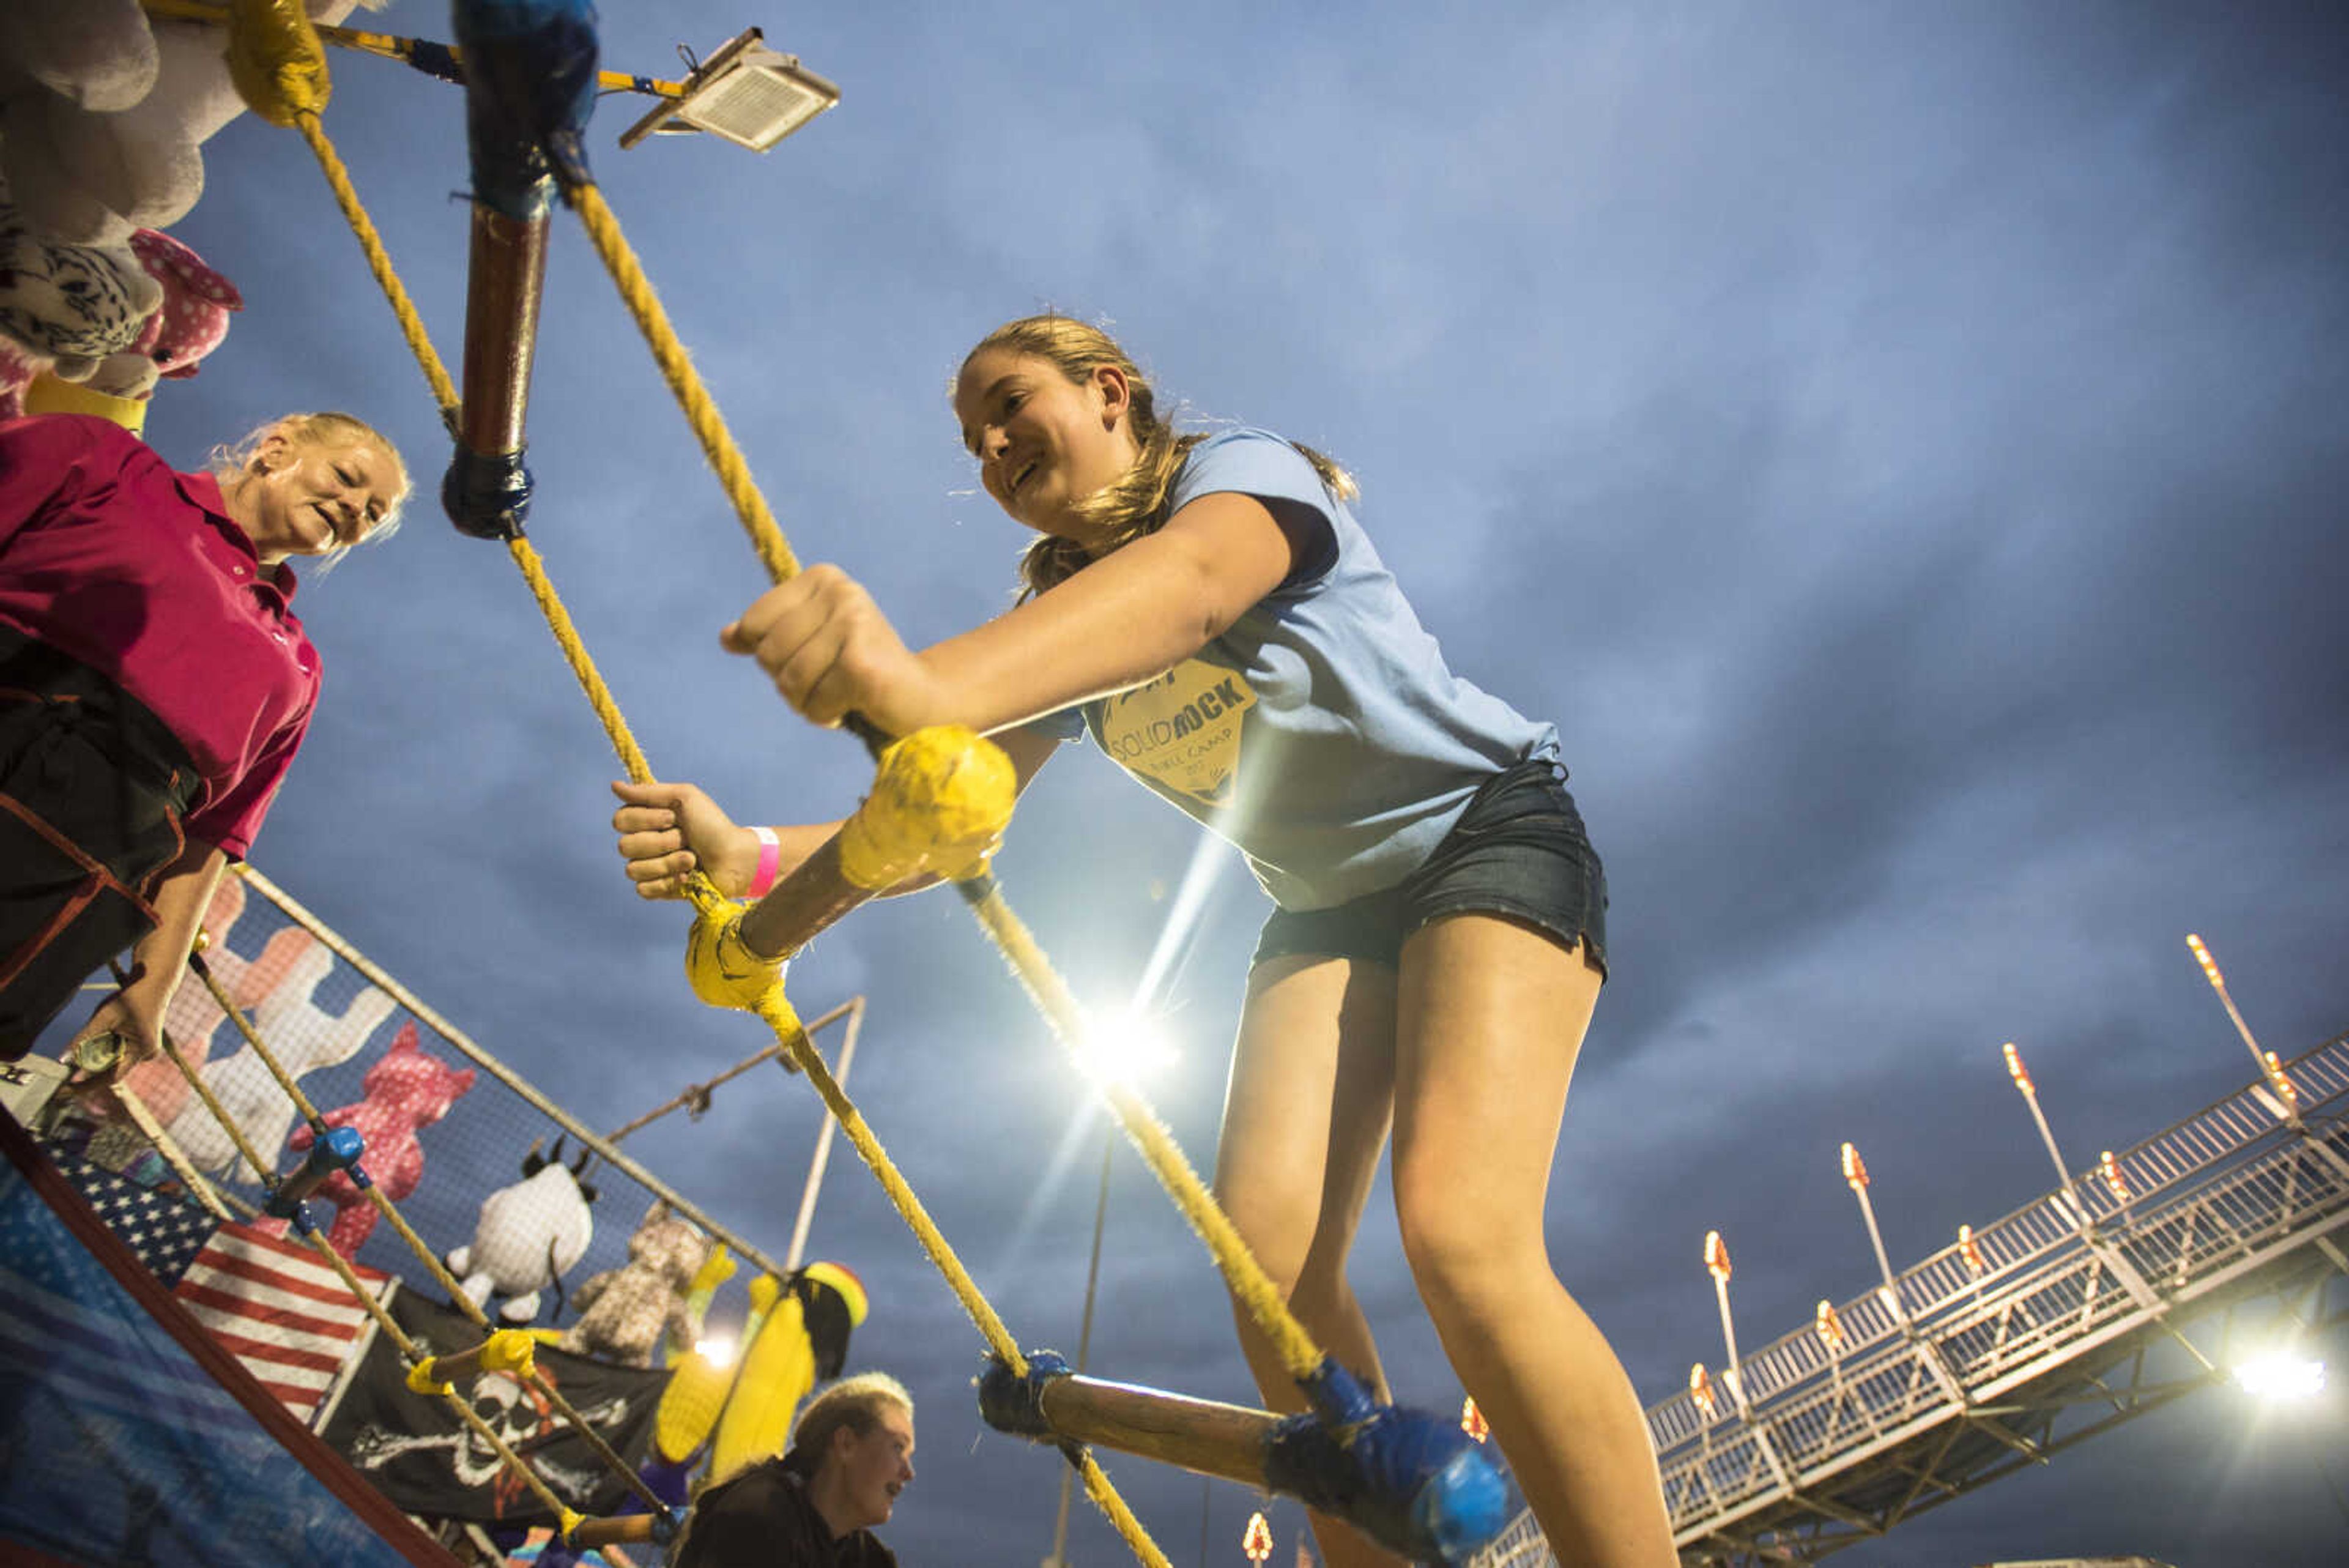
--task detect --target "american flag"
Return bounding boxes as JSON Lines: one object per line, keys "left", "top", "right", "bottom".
{"left": 46, "top": 1145, "right": 220, "bottom": 1285}
{"left": 172, "top": 1219, "right": 390, "bottom": 1421}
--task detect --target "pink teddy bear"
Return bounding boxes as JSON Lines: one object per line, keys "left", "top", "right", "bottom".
{"left": 15, "top": 225, "right": 243, "bottom": 422}
{"left": 91, "top": 227, "right": 242, "bottom": 401}
{"left": 289, "top": 1020, "right": 477, "bottom": 1260}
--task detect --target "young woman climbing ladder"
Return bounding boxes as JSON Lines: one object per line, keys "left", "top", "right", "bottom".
{"left": 612, "top": 314, "right": 1676, "bottom": 1567}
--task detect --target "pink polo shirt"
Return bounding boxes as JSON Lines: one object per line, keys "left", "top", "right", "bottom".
{"left": 0, "top": 414, "right": 322, "bottom": 859}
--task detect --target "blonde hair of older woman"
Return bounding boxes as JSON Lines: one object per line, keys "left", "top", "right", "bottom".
{"left": 209, "top": 411, "right": 409, "bottom": 571}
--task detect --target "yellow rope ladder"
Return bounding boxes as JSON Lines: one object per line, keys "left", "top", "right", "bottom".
{"left": 222, "top": 4, "right": 1382, "bottom": 1560}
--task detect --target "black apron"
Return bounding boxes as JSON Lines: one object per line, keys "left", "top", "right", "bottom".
{"left": 0, "top": 626, "right": 201, "bottom": 1059}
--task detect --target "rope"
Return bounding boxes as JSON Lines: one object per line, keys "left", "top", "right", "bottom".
{"left": 146, "top": 981, "right": 584, "bottom": 1534}
{"left": 223, "top": 0, "right": 330, "bottom": 127}
{"left": 141, "top": 0, "right": 687, "bottom": 97}
{"left": 513, "top": 507, "right": 1171, "bottom": 1562}
{"left": 565, "top": 183, "right": 800, "bottom": 587}
{"left": 770, "top": 1002, "right": 1172, "bottom": 1568}
{"left": 502, "top": 537, "right": 737, "bottom": 934}
{"left": 604, "top": 997, "right": 859, "bottom": 1144}
{"left": 97, "top": 960, "right": 234, "bottom": 1221}
{"left": 284, "top": 87, "right": 1212, "bottom": 1562}
{"left": 959, "top": 883, "right": 1323, "bottom": 1378}
{"left": 555, "top": 174, "right": 1330, "bottom": 1384}
{"left": 188, "top": 958, "right": 667, "bottom": 1518}
{"left": 292, "top": 112, "right": 461, "bottom": 428}
{"left": 503, "top": 540, "right": 658, "bottom": 787}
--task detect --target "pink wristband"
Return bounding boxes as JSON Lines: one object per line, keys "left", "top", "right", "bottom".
{"left": 746, "top": 827, "right": 781, "bottom": 899}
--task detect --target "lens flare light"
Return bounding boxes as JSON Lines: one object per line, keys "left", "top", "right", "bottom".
{"left": 2235, "top": 1353, "right": 2326, "bottom": 1402}
{"left": 1078, "top": 1005, "right": 1180, "bottom": 1088}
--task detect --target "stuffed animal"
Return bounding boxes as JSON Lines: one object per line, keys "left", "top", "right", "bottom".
{"left": 94, "top": 876, "right": 295, "bottom": 1156}
{"left": 290, "top": 1019, "right": 477, "bottom": 1258}
{"left": 21, "top": 223, "right": 246, "bottom": 428}
{"left": 108, "top": 227, "right": 242, "bottom": 393}
{"left": 0, "top": 1, "right": 374, "bottom": 248}
{"left": 705, "top": 1262, "right": 869, "bottom": 1483}
{"left": 0, "top": 2, "right": 376, "bottom": 247}
{"left": 447, "top": 1135, "right": 600, "bottom": 1325}
{"left": 165, "top": 933, "right": 397, "bottom": 1184}
{"left": 100, "top": 874, "right": 253, "bottom": 1138}
{"left": 560, "top": 1201, "right": 712, "bottom": 1368}
{"left": 0, "top": 171, "right": 160, "bottom": 416}
{"left": 0, "top": 0, "right": 157, "bottom": 114}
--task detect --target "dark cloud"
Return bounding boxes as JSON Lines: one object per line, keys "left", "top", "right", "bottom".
{"left": 87, "top": 2, "right": 2349, "bottom": 1563}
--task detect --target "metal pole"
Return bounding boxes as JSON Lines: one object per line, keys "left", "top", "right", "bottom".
{"left": 2188, "top": 934, "right": 2309, "bottom": 1122}
{"left": 2003, "top": 1044, "right": 2088, "bottom": 1223}
{"left": 235, "top": 865, "right": 800, "bottom": 1285}
{"left": 1076, "top": 1132, "right": 1113, "bottom": 1372}
{"left": 2188, "top": 934, "right": 2271, "bottom": 1072}
{"left": 1842, "top": 1144, "right": 1904, "bottom": 1321}
{"left": 784, "top": 995, "right": 864, "bottom": 1273}
{"left": 605, "top": 997, "right": 858, "bottom": 1144}
{"left": 1046, "top": 1129, "right": 1116, "bottom": 1567}
{"left": 1704, "top": 1232, "right": 1743, "bottom": 1411}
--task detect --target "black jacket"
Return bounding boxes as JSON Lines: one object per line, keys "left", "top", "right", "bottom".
{"left": 674, "top": 1460, "right": 897, "bottom": 1568}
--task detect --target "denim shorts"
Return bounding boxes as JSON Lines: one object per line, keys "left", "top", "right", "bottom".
{"left": 1251, "top": 757, "right": 1608, "bottom": 978}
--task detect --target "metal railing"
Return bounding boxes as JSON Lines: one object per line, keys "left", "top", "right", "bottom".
{"left": 1471, "top": 1029, "right": 2349, "bottom": 1566}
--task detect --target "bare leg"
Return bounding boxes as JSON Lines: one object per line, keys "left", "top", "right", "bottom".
{"left": 1392, "top": 915, "right": 1675, "bottom": 1568}
{"left": 1212, "top": 953, "right": 1403, "bottom": 1567}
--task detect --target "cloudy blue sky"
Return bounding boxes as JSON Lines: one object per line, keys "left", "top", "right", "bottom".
{"left": 123, "top": 2, "right": 2347, "bottom": 1562}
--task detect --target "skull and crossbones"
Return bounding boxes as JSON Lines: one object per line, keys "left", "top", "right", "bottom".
{"left": 346, "top": 1369, "right": 632, "bottom": 1507}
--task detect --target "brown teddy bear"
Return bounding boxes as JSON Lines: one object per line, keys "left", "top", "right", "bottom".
{"left": 561, "top": 1200, "right": 713, "bottom": 1367}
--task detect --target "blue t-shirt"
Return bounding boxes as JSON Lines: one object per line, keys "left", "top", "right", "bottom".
{"left": 1032, "top": 428, "right": 1558, "bottom": 910}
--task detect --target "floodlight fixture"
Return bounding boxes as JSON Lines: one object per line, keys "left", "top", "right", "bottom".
{"left": 620, "top": 28, "right": 839, "bottom": 152}
{"left": 1687, "top": 1362, "right": 1718, "bottom": 1419}
{"left": 2098, "top": 1149, "right": 2132, "bottom": 1203}
{"left": 1814, "top": 1299, "right": 1847, "bottom": 1354}
{"left": 1958, "top": 1222, "right": 1987, "bottom": 1278}
{"left": 2234, "top": 1351, "right": 2325, "bottom": 1402}
{"left": 1078, "top": 1005, "right": 1180, "bottom": 1090}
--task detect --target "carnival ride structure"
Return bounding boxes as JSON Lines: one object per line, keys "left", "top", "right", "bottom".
{"left": 5, "top": 4, "right": 1509, "bottom": 1564}
{"left": 3, "top": 6, "right": 2339, "bottom": 1567}
{"left": 1471, "top": 946, "right": 2349, "bottom": 1567}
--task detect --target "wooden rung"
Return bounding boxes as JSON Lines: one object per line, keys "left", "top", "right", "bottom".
{"left": 457, "top": 206, "right": 546, "bottom": 458}
{"left": 982, "top": 1360, "right": 1509, "bottom": 1564}
{"left": 739, "top": 831, "right": 877, "bottom": 964}
{"left": 1025, "top": 1372, "right": 1282, "bottom": 1490}
{"left": 567, "top": 1512, "right": 666, "bottom": 1550}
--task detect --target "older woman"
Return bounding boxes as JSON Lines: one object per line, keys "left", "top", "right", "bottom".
{"left": 0, "top": 409, "right": 406, "bottom": 1070}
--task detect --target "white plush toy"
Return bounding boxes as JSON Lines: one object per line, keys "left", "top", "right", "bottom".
{"left": 0, "top": 170, "right": 160, "bottom": 416}
{"left": 164, "top": 934, "right": 398, "bottom": 1185}
{"left": 448, "top": 1137, "right": 600, "bottom": 1326}
{"left": 0, "top": 0, "right": 373, "bottom": 247}
{"left": 0, "top": 1, "right": 158, "bottom": 115}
